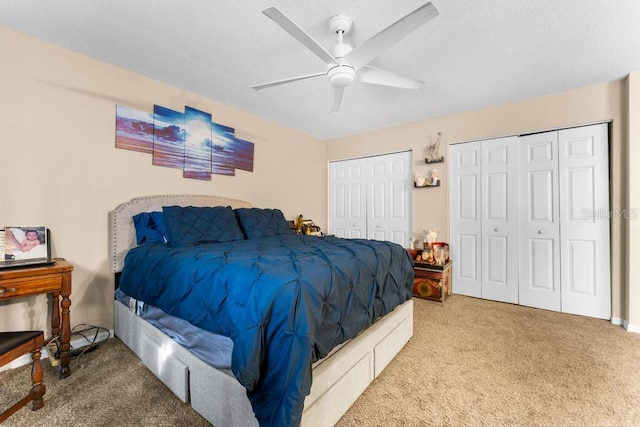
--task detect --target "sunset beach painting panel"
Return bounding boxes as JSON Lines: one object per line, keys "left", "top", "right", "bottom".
{"left": 211, "top": 122, "right": 236, "bottom": 176}
{"left": 115, "top": 105, "right": 153, "bottom": 154}
{"left": 153, "top": 105, "right": 185, "bottom": 169}
{"left": 233, "top": 137, "right": 255, "bottom": 172}
{"left": 183, "top": 106, "right": 212, "bottom": 180}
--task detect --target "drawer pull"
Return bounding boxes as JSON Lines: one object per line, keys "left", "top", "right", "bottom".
{"left": 0, "top": 287, "right": 16, "bottom": 296}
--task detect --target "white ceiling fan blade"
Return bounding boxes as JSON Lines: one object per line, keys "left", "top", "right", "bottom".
{"left": 263, "top": 7, "right": 339, "bottom": 66}
{"left": 344, "top": 2, "right": 439, "bottom": 70}
{"left": 358, "top": 66, "right": 424, "bottom": 89}
{"left": 330, "top": 86, "right": 345, "bottom": 112}
{"left": 252, "top": 72, "right": 326, "bottom": 91}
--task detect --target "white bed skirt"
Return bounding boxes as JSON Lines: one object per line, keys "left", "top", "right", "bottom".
{"left": 115, "top": 298, "right": 413, "bottom": 426}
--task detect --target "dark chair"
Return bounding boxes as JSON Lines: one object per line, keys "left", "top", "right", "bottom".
{"left": 0, "top": 331, "right": 46, "bottom": 423}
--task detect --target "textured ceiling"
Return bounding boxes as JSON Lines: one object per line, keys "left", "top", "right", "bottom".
{"left": 2, "top": 0, "right": 640, "bottom": 140}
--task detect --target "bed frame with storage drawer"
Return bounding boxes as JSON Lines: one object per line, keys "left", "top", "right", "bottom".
{"left": 110, "top": 194, "right": 413, "bottom": 427}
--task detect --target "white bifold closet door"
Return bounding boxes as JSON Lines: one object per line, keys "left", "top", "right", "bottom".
{"left": 519, "top": 124, "right": 610, "bottom": 318}
{"left": 481, "top": 136, "right": 519, "bottom": 304}
{"left": 449, "top": 137, "right": 519, "bottom": 303}
{"left": 329, "top": 158, "right": 367, "bottom": 239}
{"left": 558, "top": 125, "right": 610, "bottom": 318}
{"left": 518, "top": 131, "right": 562, "bottom": 311}
{"left": 329, "top": 151, "right": 412, "bottom": 247}
{"left": 450, "top": 123, "right": 610, "bottom": 319}
{"left": 449, "top": 141, "right": 482, "bottom": 298}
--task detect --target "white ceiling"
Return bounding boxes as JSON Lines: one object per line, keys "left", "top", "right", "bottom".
{"left": 2, "top": 1, "right": 640, "bottom": 140}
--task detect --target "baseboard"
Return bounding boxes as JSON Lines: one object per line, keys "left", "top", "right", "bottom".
{"left": 611, "top": 317, "right": 640, "bottom": 333}
{"left": 623, "top": 320, "right": 640, "bottom": 333}
{"left": 0, "top": 329, "right": 114, "bottom": 372}
{"left": 610, "top": 317, "right": 624, "bottom": 326}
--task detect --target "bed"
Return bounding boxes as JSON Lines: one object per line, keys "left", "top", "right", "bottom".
{"left": 110, "top": 194, "right": 414, "bottom": 427}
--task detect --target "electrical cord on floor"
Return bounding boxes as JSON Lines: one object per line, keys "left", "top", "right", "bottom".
{"left": 68, "top": 324, "right": 110, "bottom": 369}
{"left": 45, "top": 335, "right": 61, "bottom": 367}
{"left": 45, "top": 335, "right": 60, "bottom": 346}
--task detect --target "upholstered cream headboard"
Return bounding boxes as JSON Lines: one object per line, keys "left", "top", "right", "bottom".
{"left": 109, "top": 194, "right": 253, "bottom": 273}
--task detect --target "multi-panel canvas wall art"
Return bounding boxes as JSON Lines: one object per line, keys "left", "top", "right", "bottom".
{"left": 116, "top": 104, "right": 255, "bottom": 180}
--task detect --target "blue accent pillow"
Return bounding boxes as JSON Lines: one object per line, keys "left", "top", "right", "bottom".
{"left": 132, "top": 211, "right": 168, "bottom": 244}
{"left": 162, "top": 205, "right": 245, "bottom": 247}
{"left": 235, "top": 208, "right": 292, "bottom": 239}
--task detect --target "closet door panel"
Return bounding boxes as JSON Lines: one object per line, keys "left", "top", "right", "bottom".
{"left": 528, "top": 237, "right": 555, "bottom": 290}
{"left": 559, "top": 124, "right": 610, "bottom": 319}
{"left": 387, "top": 153, "right": 412, "bottom": 246}
{"left": 330, "top": 159, "right": 367, "bottom": 238}
{"left": 481, "top": 136, "right": 519, "bottom": 304}
{"left": 450, "top": 142, "right": 482, "bottom": 297}
{"left": 518, "top": 132, "right": 561, "bottom": 311}
{"left": 369, "top": 176, "right": 388, "bottom": 241}
{"left": 367, "top": 151, "right": 412, "bottom": 245}
{"left": 348, "top": 178, "right": 366, "bottom": 238}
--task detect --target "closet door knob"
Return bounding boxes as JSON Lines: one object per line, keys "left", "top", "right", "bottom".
{"left": 538, "top": 230, "right": 544, "bottom": 234}
{"left": 494, "top": 227, "right": 498, "bottom": 232}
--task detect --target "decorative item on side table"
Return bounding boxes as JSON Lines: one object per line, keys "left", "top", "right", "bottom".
{"left": 406, "top": 229, "right": 451, "bottom": 302}
{"left": 423, "top": 229, "right": 438, "bottom": 250}
{"left": 432, "top": 242, "right": 450, "bottom": 266}
{"left": 302, "top": 220, "right": 322, "bottom": 236}
{"left": 1, "top": 227, "right": 54, "bottom": 269}
{"left": 291, "top": 216, "right": 323, "bottom": 236}
{"left": 292, "top": 215, "right": 305, "bottom": 234}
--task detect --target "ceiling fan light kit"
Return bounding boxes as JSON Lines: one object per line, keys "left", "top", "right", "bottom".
{"left": 252, "top": 2, "right": 439, "bottom": 112}
{"left": 328, "top": 65, "right": 355, "bottom": 88}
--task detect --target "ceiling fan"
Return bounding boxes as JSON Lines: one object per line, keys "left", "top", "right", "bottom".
{"left": 252, "top": 2, "right": 440, "bottom": 112}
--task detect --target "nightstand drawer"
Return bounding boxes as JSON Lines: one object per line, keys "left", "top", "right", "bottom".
{"left": 0, "top": 276, "right": 63, "bottom": 299}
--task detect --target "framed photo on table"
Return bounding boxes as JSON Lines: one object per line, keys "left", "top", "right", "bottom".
{"left": 0, "top": 226, "right": 53, "bottom": 269}
{"left": 432, "top": 242, "right": 449, "bottom": 265}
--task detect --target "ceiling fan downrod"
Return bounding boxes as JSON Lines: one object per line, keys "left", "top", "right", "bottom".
{"left": 327, "top": 15, "right": 355, "bottom": 88}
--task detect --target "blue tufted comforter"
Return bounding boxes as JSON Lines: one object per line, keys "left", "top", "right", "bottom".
{"left": 119, "top": 233, "right": 414, "bottom": 426}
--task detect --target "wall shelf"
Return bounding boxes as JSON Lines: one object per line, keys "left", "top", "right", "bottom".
{"left": 424, "top": 156, "right": 445, "bottom": 164}
{"left": 414, "top": 182, "right": 440, "bottom": 188}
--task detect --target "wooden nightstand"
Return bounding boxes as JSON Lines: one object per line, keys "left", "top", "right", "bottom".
{"left": 413, "top": 261, "right": 452, "bottom": 303}
{"left": 0, "top": 259, "right": 73, "bottom": 378}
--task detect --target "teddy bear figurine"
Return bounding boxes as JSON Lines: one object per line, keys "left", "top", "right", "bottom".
{"left": 423, "top": 229, "right": 439, "bottom": 248}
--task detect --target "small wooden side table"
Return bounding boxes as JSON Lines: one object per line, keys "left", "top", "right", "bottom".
{"left": 413, "top": 261, "right": 452, "bottom": 303}
{"left": 0, "top": 259, "right": 73, "bottom": 378}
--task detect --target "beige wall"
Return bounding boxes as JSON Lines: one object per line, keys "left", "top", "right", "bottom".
{"left": 627, "top": 71, "right": 640, "bottom": 327}
{"left": 326, "top": 80, "right": 632, "bottom": 326}
{"left": 0, "top": 28, "right": 326, "bottom": 333}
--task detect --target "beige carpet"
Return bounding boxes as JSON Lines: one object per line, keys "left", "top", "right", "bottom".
{"left": 2, "top": 295, "right": 640, "bottom": 426}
